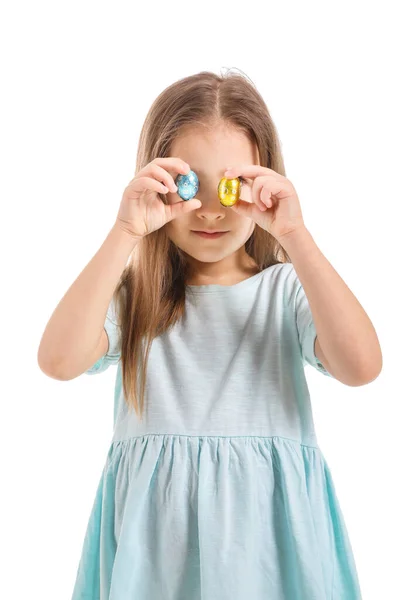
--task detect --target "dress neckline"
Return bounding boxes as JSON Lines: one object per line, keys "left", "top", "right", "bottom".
{"left": 185, "top": 264, "right": 281, "bottom": 294}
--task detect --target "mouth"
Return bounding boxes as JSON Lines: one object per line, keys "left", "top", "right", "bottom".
{"left": 192, "top": 230, "right": 229, "bottom": 239}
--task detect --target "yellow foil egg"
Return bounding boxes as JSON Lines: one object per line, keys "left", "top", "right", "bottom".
{"left": 218, "top": 177, "right": 242, "bottom": 207}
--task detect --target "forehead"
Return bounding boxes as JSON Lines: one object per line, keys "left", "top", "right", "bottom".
{"left": 170, "top": 124, "right": 259, "bottom": 169}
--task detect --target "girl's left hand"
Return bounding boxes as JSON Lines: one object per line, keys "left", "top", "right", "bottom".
{"left": 224, "top": 165, "right": 306, "bottom": 242}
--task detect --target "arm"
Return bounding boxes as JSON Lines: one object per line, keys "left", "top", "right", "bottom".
{"left": 279, "top": 227, "right": 382, "bottom": 386}
{"left": 314, "top": 336, "right": 334, "bottom": 378}
{"left": 37, "top": 223, "right": 139, "bottom": 380}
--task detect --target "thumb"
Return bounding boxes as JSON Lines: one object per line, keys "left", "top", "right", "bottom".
{"left": 166, "top": 198, "right": 202, "bottom": 221}
{"left": 184, "top": 199, "right": 202, "bottom": 212}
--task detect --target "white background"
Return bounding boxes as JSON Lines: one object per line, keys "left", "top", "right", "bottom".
{"left": 2, "top": 0, "right": 417, "bottom": 598}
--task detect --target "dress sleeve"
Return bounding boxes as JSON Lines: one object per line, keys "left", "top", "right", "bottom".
{"left": 85, "top": 297, "right": 121, "bottom": 375}
{"left": 293, "top": 274, "right": 334, "bottom": 378}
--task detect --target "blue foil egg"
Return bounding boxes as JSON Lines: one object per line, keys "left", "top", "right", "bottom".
{"left": 175, "top": 170, "right": 199, "bottom": 201}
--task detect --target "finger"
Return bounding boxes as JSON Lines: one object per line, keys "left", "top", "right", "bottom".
{"left": 147, "top": 163, "right": 180, "bottom": 192}
{"left": 253, "top": 176, "right": 285, "bottom": 209}
{"left": 262, "top": 177, "right": 287, "bottom": 200}
{"left": 261, "top": 186, "right": 272, "bottom": 208}
{"left": 130, "top": 176, "right": 170, "bottom": 194}
{"left": 250, "top": 177, "right": 270, "bottom": 211}
{"left": 225, "top": 165, "right": 285, "bottom": 181}
{"left": 133, "top": 163, "right": 181, "bottom": 193}
{"left": 150, "top": 157, "right": 190, "bottom": 177}
{"left": 165, "top": 198, "right": 202, "bottom": 222}
{"left": 131, "top": 158, "right": 190, "bottom": 190}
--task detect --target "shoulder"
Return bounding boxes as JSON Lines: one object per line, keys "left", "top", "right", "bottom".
{"left": 257, "top": 262, "right": 304, "bottom": 312}
{"left": 259, "top": 261, "right": 296, "bottom": 289}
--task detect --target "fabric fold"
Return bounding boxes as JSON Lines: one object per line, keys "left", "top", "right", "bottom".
{"left": 71, "top": 435, "right": 362, "bottom": 600}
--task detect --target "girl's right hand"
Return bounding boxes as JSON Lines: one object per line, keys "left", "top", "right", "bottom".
{"left": 115, "top": 157, "right": 201, "bottom": 240}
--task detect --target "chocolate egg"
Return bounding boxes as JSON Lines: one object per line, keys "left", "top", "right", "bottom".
{"left": 175, "top": 170, "right": 199, "bottom": 201}
{"left": 218, "top": 177, "right": 242, "bottom": 207}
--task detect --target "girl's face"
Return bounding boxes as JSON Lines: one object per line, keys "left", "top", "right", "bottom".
{"left": 165, "top": 123, "right": 259, "bottom": 282}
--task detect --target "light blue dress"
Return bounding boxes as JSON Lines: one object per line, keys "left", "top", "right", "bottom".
{"left": 71, "top": 262, "right": 363, "bottom": 599}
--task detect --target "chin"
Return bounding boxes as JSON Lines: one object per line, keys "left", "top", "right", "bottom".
{"left": 183, "top": 248, "right": 231, "bottom": 263}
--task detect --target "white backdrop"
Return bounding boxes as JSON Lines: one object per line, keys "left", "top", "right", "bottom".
{"left": 1, "top": 0, "right": 417, "bottom": 598}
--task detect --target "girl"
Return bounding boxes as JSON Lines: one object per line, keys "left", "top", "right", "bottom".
{"left": 38, "top": 70, "right": 381, "bottom": 599}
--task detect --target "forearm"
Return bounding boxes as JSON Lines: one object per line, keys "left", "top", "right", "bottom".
{"left": 278, "top": 227, "right": 382, "bottom": 383}
{"left": 37, "top": 223, "right": 139, "bottom": 373}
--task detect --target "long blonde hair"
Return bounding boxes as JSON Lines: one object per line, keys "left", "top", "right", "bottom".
{"left": 113, "top": 69, "right": 291, "bottom": 418}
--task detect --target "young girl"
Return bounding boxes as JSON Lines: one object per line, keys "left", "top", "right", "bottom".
{"left": 38, "top": 70, "right": 381, "bottom": 599}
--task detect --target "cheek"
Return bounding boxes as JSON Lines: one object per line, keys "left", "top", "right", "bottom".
{"left": 164, "top": 217, "right": 184, "bottom": 241}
